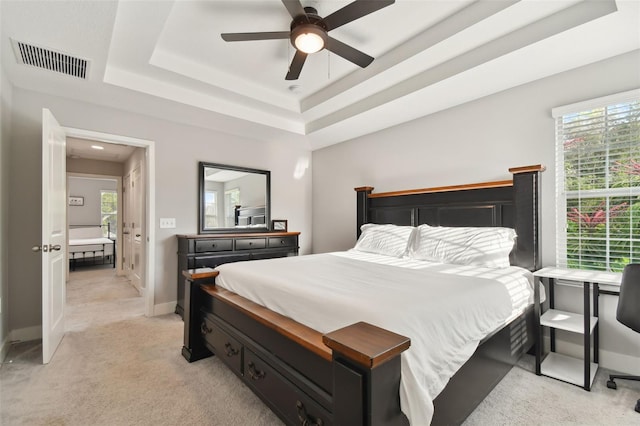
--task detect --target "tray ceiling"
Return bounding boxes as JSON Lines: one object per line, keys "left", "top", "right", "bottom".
{"left": 1, "top": 0, "right": 639, "bottom": 150}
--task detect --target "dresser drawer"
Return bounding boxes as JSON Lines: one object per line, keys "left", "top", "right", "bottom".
{"left": 267, "top": 236, "right": 297, "bottom": 248}
{"left": 194, "top": 254, "right": 249, "bottom": 269}
{"left": 244, "top": 349, "right": 332, "bottom": 426}
{"left": 201, "top": 317, "right": 243, "bottom": 375}
{"left": 235, "top": 238, "right": 266, "bottom": 250}
{"left": 195, "top": 239, "right": 233, "bottom": 253}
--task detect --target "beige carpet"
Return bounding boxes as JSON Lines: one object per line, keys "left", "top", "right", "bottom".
{"left": 1, "top": 315, "right": 283, "bottom": 425}
{"left": 1, "top": 267, "right": 639, "bottom": 425}
{"left": 65, "top": 267, "right": 144, "bottom": 332}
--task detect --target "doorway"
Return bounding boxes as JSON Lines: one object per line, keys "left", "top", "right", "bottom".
{"left": 63, "top": 127, "right": 156, "bottom": 318}
{"left": 65, "top": 173, "right": 143, "bottom": 331}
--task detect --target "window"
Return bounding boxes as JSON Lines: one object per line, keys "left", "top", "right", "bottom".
{"left": 554, "top": 90, "right": 640, "bottom": 272}
{"left": 205, "top": 190, "right": 218, "bottom": 228}
{"left": 101, "top": 190, "right": 117, "bottom": 238}
{"left": 225, "top": 188, "right": 240, "bottom": 227}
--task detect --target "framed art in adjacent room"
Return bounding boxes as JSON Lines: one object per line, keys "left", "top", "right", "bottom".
{"left": 68, "top": 196, "right": 84, "bottom": 206}
{"left": 271, "top": 219, "right": 287, "bottom": 232}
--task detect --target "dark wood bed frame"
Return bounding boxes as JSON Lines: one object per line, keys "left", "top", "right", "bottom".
{"left": 182, "top": 165, "right": 544, "bottom": 425}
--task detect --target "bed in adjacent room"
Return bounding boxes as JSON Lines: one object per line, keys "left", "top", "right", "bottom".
{"left": 182, "top": 165, "right": 544, "bottom": 426}
{"left": 68, "top": 224, "right": 115, "bottom": 270}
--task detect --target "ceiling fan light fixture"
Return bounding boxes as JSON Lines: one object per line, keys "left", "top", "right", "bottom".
{"left": 292, "top": 24, "right": 326, "bottom": 54}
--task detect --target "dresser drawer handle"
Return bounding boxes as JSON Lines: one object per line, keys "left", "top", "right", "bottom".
{"left": 224, "top": 342, "right": 239, "bottom": 357}
{"left": 200, "top": 322, "right": 212, "bottom": 335}
{"left": 247, "top": 362, "right": 266, "bottom": 380}
{"left": 296, "top": 400, "right": 323, "bottom": 426}
{"left": 280, "top": 240, "right": 285, "bottom": 245}
{"left": 211, "top": 243, "right": 216, "bottom": 248}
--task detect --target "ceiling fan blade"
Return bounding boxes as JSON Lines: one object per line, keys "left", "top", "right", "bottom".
{"left": 281, "top": 0, "right": 306, "bottom": 19}
{"left": 221, "top": 31, "right": 290, "bottom": 42}
{"left": 325, "top": 36, "right": 374, "bottom": 68}
{"left": 285, "top": 50, "right": 308, "bottom": 80}
{"left": 323, "top": 0, "right": 395, "bottom": 31}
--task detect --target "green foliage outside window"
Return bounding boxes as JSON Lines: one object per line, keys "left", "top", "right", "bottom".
{"left": 560, "top": 100, "right": 640, "bottom": 272}
{"left": 101, "top": 190, "right": 117, "bottom": 238}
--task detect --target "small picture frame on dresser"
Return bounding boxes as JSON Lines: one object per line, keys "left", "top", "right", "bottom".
{"left": 271, "top": 219, "right": 288, "bottom": 232}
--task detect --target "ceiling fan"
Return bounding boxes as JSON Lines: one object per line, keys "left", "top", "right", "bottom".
{"left": 221, "top": 0, "right": 395, "bottom": 80}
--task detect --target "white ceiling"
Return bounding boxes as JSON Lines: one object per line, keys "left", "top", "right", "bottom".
{"left": 1, "top": 0, "right": 639, "bottom": 150}
{"left": 66, "top": 137, "right": 136, "bottom": 162}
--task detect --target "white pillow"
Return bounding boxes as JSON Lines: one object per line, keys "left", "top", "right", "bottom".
{"left": 353, "top": 224, "right": 415, "bottom": 258}
{"left": 408, "top": 224, "right": 516, "bottom": 268}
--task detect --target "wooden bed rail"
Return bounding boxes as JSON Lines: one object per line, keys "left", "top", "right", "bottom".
{"left": 182, "top": 268, "right": 411, "bottom": 426}
{"left": 354, "top": 164, "right": 545, "bottom": 198}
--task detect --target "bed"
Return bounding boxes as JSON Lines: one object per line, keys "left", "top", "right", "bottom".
{"left": 182, "top": 165, "right": 544, "bottom": 425}
{"left": 68, "top": 224, "right": 116, "bottom": 271}
{"left": 234, "top": 205, "right": 267, "bottom": 227}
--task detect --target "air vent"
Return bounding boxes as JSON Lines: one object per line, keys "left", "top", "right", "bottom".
{"left": 11, "top": 39, "right": 88, "bottom": 79}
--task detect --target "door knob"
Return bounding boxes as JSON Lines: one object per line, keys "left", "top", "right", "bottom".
{"left": 32, "top": 244, "right": 61, "bottom": 252}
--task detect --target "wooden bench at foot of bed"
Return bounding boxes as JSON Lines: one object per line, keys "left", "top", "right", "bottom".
{"left": 182, "top": 268, "right": 411, "bottom": 426}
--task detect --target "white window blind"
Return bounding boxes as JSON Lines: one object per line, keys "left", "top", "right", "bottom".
{"left": 554, "top": 90, "right": 640, "bottom": 272}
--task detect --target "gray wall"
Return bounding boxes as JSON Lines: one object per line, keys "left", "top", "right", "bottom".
{"left": 67, "top": 177, "right": 117, "bottom": 226}
{"left": 67, "top": 158, "right": 123, "bottom": 176}
{"left": 0, "top": 57, "right": 11, "bottom": 357}
{"left": 312, "top": 50, "right": 640, "bottom": 374}
{"left": 7, "top": 88, "right": 313, "bottom": 333}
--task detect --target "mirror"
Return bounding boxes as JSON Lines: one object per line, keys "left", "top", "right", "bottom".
{"left": 199, "top": 162, "right": 271, "bottom": 234}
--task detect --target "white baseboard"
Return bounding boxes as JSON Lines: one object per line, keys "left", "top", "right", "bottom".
{"left": 152, "top": 301, "right": 176, "bottom": 316}
{"left": 10, "top": 325, "right": 42, "bottom": 342}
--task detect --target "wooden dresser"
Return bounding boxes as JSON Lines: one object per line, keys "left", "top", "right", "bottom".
{"left": 176, "top": 232, "right": 300, "bottom": 317}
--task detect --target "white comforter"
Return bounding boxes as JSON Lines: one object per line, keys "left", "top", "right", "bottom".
{"left": 68, "top": 237, "right": 114, "bottom": 256}
{"left": 215, "top": 251, "right": 535, "bottom": 425}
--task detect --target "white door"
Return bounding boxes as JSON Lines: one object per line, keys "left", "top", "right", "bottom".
{"left": 131, "top": 166, "right": 143, "bottom": 292}
{"left": 122, "top": 173, "right": 131, "bottom": 276}
{"left": 40, "top": 109, "right": 66, "bottom": 364}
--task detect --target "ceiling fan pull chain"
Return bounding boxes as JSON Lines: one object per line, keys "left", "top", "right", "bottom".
{"left": 327, "top": 49, "right": 330, "bottom": 80}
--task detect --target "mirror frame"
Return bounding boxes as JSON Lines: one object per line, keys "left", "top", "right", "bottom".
{"left": 198, "top": 162, "right": 271, "bottom": 234}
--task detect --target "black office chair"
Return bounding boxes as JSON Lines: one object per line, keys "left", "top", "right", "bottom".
{"left": 606, "top": 263, "right": 640, "bottom": 413}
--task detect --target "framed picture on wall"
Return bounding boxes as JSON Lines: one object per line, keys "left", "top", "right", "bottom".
{"left": 271, "top": 219, "right": 287, "bottom": 232}
{"left": 68, "top": 196, "right": 84, "bottom": 206}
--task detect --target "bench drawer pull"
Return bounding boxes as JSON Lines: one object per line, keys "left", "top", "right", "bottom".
{"left": 224, "top": 342, "right": 239, "bottom": 357}
{"left": 200, "top": 322, "right": 212, "bottom": 335}
{"left": 247, "top": 362, "right": 266, "bottom": 380}
{"left": 296, "top": 400, "right": 323, "bottom": 426}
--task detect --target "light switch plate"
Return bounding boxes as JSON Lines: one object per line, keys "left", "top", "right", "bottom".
{"left": 159, "top": 218, "right": 176, "bottom": 229}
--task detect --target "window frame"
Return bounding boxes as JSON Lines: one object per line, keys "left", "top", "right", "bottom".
{"left": 553, "top": 89, "right": 640, "bottom": 272}
{"left": 100, "top": 189, "right": 118, "bottom": 238}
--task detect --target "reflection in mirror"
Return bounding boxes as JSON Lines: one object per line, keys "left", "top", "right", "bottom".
{"left": 199, "top": 162, "right": 270, "bottom": 233}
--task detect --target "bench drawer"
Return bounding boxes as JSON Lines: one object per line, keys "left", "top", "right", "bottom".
{"left": 244, "top": 349, "right": 332, "bottom": 426}
{"left": 235, "top": 238, "right": 266, "bottom": 250}
{"left": 195, "top": 239, "right": 233, "bottom": 253}
{"left": 201, "top": 317, "right": 243, "bottom": 375}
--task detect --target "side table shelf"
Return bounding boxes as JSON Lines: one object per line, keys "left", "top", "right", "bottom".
{"left": 533, "top": 267, "right": 610, "bottom": 391}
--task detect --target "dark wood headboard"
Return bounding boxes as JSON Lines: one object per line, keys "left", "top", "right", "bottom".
{"left": 234, "top": 206, "right": 266, "bottom": 226}
{"left": 355, "top": 165, "right": 544, "bottom": 271}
